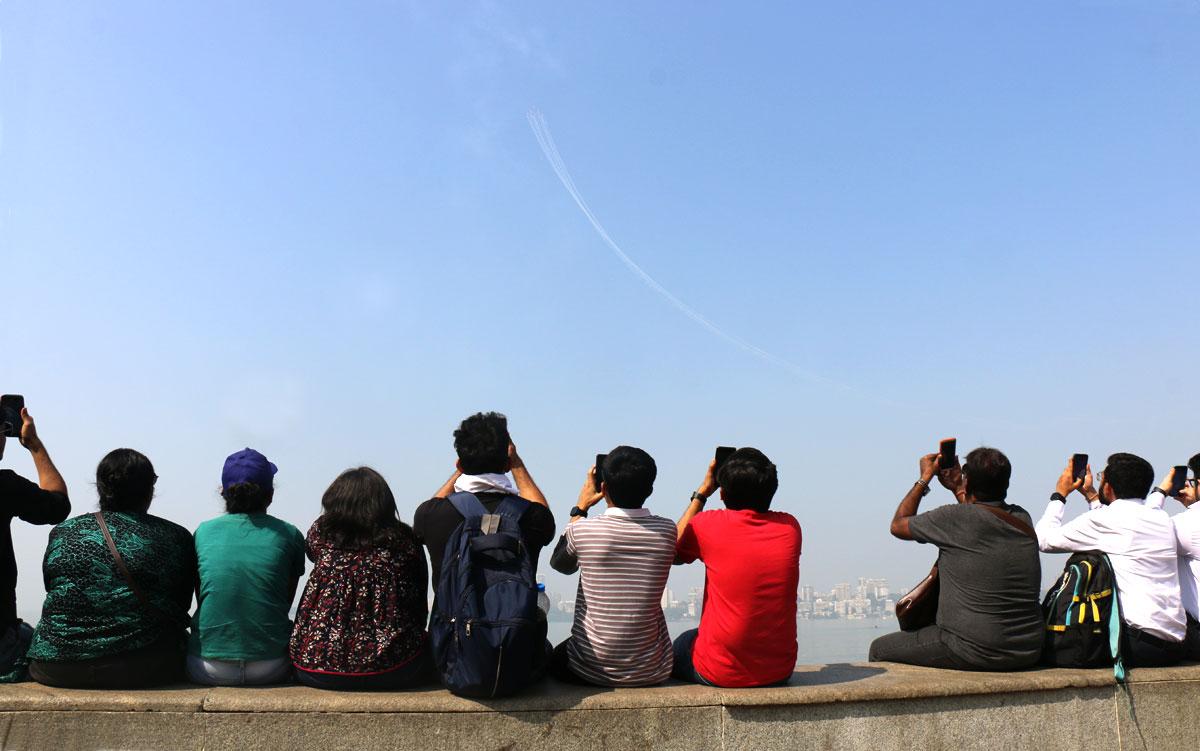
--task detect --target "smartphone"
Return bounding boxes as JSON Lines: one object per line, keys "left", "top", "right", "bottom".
{"left": 593, "top": 454, "right": 607, "bottom": 492}
{"left": 938, "top": 438, "right": 958, "bottom": 468}
{"left": 714, "top": 446, "right": 736, "bottom": 485}
{"left": 1169, "top": 465, "right": 1189, "bottom": 497}
{"left": 0, "top": 395, "right": 23, "bottom": 438}
{"left": 1071, "top": 454, "right": 1088, "bottom": 482}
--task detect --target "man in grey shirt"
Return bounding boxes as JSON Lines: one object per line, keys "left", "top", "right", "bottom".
{"left": 869, "top": 446, "right": 1043, "bottom": 670}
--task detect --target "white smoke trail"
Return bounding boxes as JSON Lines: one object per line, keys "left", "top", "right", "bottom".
{"left": 527, "top": 108, "right": 849, "bottom": 392}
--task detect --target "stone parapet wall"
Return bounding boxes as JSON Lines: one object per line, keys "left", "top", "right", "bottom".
{"left": 3, "top": 662, "right": 1197, "bottom": 750}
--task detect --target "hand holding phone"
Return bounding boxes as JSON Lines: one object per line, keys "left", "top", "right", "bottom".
{"left": 593, "top": 454, "right": 607, "bottom": 493}
{"left": 1169, "top": 465, "right": 1189, "bottom": 497}
{"left": 0, "top": 395, "right": 24, "bottom": 439}
{"left": 1071, "top": 454, "right": 1088, "bottom": 483}
{"left": 938, "top": 438, "right": 958, "bottom": 469}
{"left": 714, "top": 447, "right": 736, "bottom": 486}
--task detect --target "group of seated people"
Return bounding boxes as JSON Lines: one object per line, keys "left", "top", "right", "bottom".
{"left": 870, "top": 447, "right": 1200, "bottom": 672}
{"left": 0, "top": 407, "right": 800, "bottom": 691}
{"left": 2, "top": 402, "right": 1196, "bottom": 693}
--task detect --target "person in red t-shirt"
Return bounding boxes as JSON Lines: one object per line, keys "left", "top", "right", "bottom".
{"left": 673, "top": 448, "right": 801, "bottom": 687}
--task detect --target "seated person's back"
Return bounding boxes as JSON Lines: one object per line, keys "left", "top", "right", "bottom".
{"left": 189, "top": 449, "right": 305, "bottom": 685}
{"left": 1037, "top": 453, "right": 1186, "bottom": 666}
{"left": 674, "top": 448, "right": 802, "bottom": 687}
{"left": 549, "top": 447, "right": 677, "bottom": 686}
{"left": 289, "top": 467, "right": 429, "bottom": 690}
{"left": 28, "top": 449, "right": 195, "bottom": 689}
{"left": 870, "top": 446, "right": 1042, "bottom": 671}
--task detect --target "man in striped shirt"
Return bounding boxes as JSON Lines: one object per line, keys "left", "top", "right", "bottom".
{"left": 548, "top": 446, "right": 677, "bottom": 686}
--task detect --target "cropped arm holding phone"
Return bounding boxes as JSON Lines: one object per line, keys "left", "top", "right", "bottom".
{"left": 890, "top": 454, "right": 941, "bottom": 541}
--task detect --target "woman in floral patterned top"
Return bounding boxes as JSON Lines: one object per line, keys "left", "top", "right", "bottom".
{"left": 289, "top": 466, "right": 430, "bottom": 690}
{"left": 28, "top": 449, "right": 195, "bottom": 689}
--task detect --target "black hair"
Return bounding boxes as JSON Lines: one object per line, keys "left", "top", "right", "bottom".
{"left": 719, "top": 448, "right": 778, "bottom": 512}
{"left": 453, "top": 412, "right": 510, "bottom": 475}
{"left": 223, "top": 482, "right": 273, "bottom": 514}
{"left": 602, "top": 446, "right": 657, "bottom": 509}
{"left": 1188, "top": 452, "right": 1200, "bottom": 478}
{"left": 1103, "top": 453, "right": 1154, "bottom": 500}
{"left": 96, "top": 448, "right": 156, "bottom": 513}
{"left": 318, "top": 466, "right": 406, "bottom": 550}
{"left": 963, "top": 447, "right": 1011, "bottom": 502}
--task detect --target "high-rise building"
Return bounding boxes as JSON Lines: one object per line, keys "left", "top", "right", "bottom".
{"left": 800, "top": 585, "right": 814, "bottom": 602}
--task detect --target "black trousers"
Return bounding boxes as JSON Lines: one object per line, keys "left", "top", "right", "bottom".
{"left": 868, "top": 625, "right": 978, "bottom": 670}
{"left": 1187, "top": 616, "right": 1200, "bottom": 661}
{"left": 1122, "top": 625, "right": 1186, "bottom": 668}
{"left": 29, "top": 637, "right": 184, "bottom": 689}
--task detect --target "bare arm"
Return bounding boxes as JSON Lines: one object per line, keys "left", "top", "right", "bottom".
{"left": 890, "top": 454, "right": 938, "bottom": 540}
{"left": 508, "top": 443, "right": 547, "bottom": 507}
{"left": 677, "top": 460, "right": 718, "bottom": 541}
{"left": 433, "top": 469, "right": 462, "bottom": 499}
{"left": 22, "top": 408, "right": 67, "bottom": 497}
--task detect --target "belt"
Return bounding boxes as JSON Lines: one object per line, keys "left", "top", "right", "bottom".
{"left": 1126, "top": 624, "right": 1183, "bottom": 650}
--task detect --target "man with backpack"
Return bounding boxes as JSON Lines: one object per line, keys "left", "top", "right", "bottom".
{"left": 1037, "top": 453, "right": 1187, "bottom": 668}
{"left": 413, "top": 412, "right": 555, "bottom": 696}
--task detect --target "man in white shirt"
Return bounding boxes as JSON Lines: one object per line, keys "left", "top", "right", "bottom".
{"left": 1161, "top": 455, "right": 1200, "bottom": 660}
{"left": 1036, "top": 452, "right": 1186, "bottom": 667}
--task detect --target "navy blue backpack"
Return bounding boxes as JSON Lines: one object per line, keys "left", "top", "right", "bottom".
{"left": 429, "top": 492, "right": 547, "bottom": 698}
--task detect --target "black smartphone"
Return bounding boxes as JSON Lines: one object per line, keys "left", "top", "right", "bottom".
{"left": 0, "top": 395, "right": 23, "bottom": 438}
{"left": 714, "top": 446, "right": 736, "bottom": 484}
{"left": 593, "top": 454, "right": 607, "bottom": 492}
{"left": 939, "top": 438, "right": 957, "bottom": 468}
{"left": 1169, "top": 465, "right": 1189, "bottom": 497}
{"left": 1071, "top": 454, "right": 1088, "bottom": 482}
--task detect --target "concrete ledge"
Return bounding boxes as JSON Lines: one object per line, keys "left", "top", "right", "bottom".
{"left": 3, "top": 662, "right": 1198, "bottom": 749}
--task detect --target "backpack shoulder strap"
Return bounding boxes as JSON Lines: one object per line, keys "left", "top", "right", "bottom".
{"left": 447, "top": 492, "right": 490, "bottom": 521}
{"left": 493, "top": 495, "right": 531, "bottom": 523}
{"left": 978, "top": 504, "right": 1038, "bottom": 542}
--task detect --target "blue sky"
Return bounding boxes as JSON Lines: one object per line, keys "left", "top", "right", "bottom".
{"left": 2, "top": 1, "right": 1199, "bottom": 617}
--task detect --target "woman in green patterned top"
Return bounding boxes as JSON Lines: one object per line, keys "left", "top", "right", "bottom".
{"left": 28, "top": 449, "right": 196, "bottom": 689}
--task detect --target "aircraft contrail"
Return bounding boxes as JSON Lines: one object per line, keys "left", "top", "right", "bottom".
{"left": 527, "top": 108, "right": 849, "bottom": 392}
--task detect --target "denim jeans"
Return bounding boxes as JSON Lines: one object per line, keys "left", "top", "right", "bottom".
{"left": 186, "top": 654, "right": 292, "bottom": 686}
{"left": 671, "top": 629, "right": 716, "bottom": 686}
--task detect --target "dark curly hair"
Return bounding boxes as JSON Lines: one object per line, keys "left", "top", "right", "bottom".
{"left": 96, "top": 448, "right": 156, "bottom": 513}
{"left": 223, "top": 482, "right": 273, "bottom": 514}
{"left": 453, "top": 412, "right": 510, "bottom": 475}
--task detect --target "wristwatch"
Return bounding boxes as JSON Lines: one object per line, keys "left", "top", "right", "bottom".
{"left": 914, "top": 479, "right": 931, "bottom": 497}
{"left": 569, "top": 506, "right": 588, "bottom": 518}
{"left": 1050, "top": 492, "right": 1066, "bottom": 503}
{"left": 690, "top": 491, "right": 708, "bottom": 505}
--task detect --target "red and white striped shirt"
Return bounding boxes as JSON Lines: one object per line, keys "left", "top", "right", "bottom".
{"left": 550, "top": 506, "right": 676, "bottom": 686}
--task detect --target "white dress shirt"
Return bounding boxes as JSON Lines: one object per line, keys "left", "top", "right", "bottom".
{"left": 1172, "top": 502, "right": 1200, "bottom": 622}
{"left": 1036, "top": 496, "right": 1186, "bottom": 642}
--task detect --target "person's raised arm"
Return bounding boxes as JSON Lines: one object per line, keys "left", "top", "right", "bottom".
{"left": 890, "top": 453, "right": 938, "bottom": 540}
{"left": 677, "top": 459, "right": 717, "bottom": 541}
{"left": 21, "top": 408, "right": 67, "bottom": 497}
{"left": 432, "top": 468, "right": 462, "bottom": 499}
{"left": 1036, "top": 460, "right": 1104, "bottom": 552}
{"left": 508, "top": 441, "right": 547, "bottom": 507}
{"left": 14, "top": 408, "right": 70, "bottom": 524}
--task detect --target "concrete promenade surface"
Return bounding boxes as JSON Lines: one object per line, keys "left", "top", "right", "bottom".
{"left": 1, "top": 662, "right": 1198, "bottom": 750}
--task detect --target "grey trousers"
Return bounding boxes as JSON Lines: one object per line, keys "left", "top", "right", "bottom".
{"left": 868, "top": 625, "right": 979, "bottom": 670}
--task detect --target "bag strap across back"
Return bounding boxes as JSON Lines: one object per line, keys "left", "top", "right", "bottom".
{"left": 92, "top": 511, "right": 156, "bottom": 614}
{"left": 977, "top": 504, "right": 1038, "bottom": 541}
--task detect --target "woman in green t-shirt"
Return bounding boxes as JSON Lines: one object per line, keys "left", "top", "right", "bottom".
{"left": 187, "top": 448, "right": 304, "bottom": 686}
{"left": 28, "top": 449, "right": 196, "bottom": 689}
